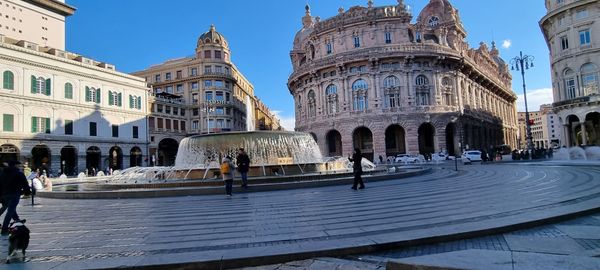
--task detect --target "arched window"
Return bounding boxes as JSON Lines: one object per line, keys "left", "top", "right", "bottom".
{"left": 3, "top": 70, "right": 14, "bottom": 90}
{"left": 64, "top": 82, "right": 73, "bottom": 99}
{"left": 383, "top": 76, "right": 401, "bottom": 108}
{"left": 325, "top": 84, "right": 338, "bottom": 114}
{"left": 352, "top": 79, "right": 368, "bottom": 111}
{"left": 428, "top": 16, "right": 440, "bottom": 27}
{"left": 581, "top": 63, "right": 599, "bottom": 96}
{"left": 415, "top": 75, "right": 430, "bottom": 106}
{"left": 307, "top": 90, "right": 316, "bottom": 117}
{"left": 441, "top": 77, "right": 454, "bottom": 106}
{"left": 564, "top": 68, "right": 577, "bottom": 99}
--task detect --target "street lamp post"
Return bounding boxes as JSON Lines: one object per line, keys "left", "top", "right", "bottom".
{"left": 204, "top": 102, "right": 214, "bottom": 134}
{"left": 510, "top": 51, "right": 535, "bottom": 158}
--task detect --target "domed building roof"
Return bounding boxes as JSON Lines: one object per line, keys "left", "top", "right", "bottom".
{"left": 417, "top": 0, "right": 461, "bottom": 28}
{"left": 197, "top": 25, "right": 229, "bottom": 49}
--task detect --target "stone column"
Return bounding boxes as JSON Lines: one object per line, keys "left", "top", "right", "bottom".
{"left": 562, "top": 125, "right": 570, "bottom": 147}
{"left": 581, "top": 122, "right": 588, "bottom": 145}
{"left": 571, "top": 124, "right": 579, "bottom": 146}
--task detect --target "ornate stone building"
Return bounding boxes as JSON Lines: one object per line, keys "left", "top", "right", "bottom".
{"left": 288, "top": 0, "right": 518, "bottom": 161}
{"left": 540, "top": 0, "right": 600, "bottom": 147}
{"left": 0, "top": 0, "right": 149, "bottom": 175}
{"left": 133, "top": 25, "right": 281, "bottom": 166}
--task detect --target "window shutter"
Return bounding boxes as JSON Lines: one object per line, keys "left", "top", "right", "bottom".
{"left": 3, "top": 114, "right": 13, "bottom": 131}
{"left": 118, "top": 93, "right": 122, "bottom": 106}
{"left": 96, "top": 88, "right": 101, "bottom": 103}
{"left": 85, "top": 86, "right": 90, "bottom": 102}
{"left": 31, "top": 75, "right": 37, "bottom": 93}
{"left": 45, "top": 78, "right": 51, "bottom": 96}
{"left": 108, "top": 91, "right": 114, "bottom": 105}
{"left": 3, "top": 71, "right": 14, "bottom": 90}
{"left": 31, "top": 117, "right": 38, "bottom": 133}
{"left": 45, "top": 118, "right": 51, "bottom": 133}
{"left": 65, "top": 83, "right": 72, "bottom": 99}
{"left": 137, "top": 97, "right": 141, "bottom": 110}
{"left": 129, "top": 95, "right": 134, "bottom": 108}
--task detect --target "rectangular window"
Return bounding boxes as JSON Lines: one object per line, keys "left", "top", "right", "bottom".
{"left": 204, "top": 80, "right": 212, "bottom": 87}
{"left": 354, "top": 36, "right": 360, "bottom": 48}
{"left": 214, "top": 80, "right": 224, "bottom": 87}
{"left": 181, "top": 109, "right": 185, "bottom": 116}
{"left": 193, "top": 108, "right": 199, "bottom": 116}
{"left": 190, "top": 68, "right": 197, "bottom": 76}
{"left": 176, "top": 84, "right": 183, "bottom": 93}
{"left": 192, "top": 93, "right": 199, "bottom": 103}
{"left": 205, "top": 91, "right": 213, "bottom": 101}
{"left": 204, "top": 50, "right": 211, "bottom": 58}
{"left": 204, "top": 66, "right": 212, "bottom": 74}
{"left": 579, "top": 29, "right": 591, "bottom": 46}
{"left": 560, "top": 36, "right": 569, "bottom": 50}
{"left": 165, "top": 72, "right": 171, "bottom": 80}
{"left": 157, "top": 118, "right": 164, "bottom": 129}
{"left": 385, "top": 32, "right": 392, "bottom": 44}
{"left": 31, "top": 117, "right": 50, "bottom": 134}
{"left": 155, "top": 74, "right": 161, "bottom": 82}
{"left": 133, "top": 126, "right": 139, "bottom": 139}
{"left": 215, "top": 107, "right": 224, "bottom": 115}
{"left": 216, "top": 91, "right": 224, "bottom": 101}
{"left": 181, "top": 121, "right": 186, "bottom": 131}
{"left": 149, "top": 117, "right": 155, "bottom": 129}
{"left": 166, "top": 86, "right": 173, "bottom": 93}
{"left": 165, "top": 106, "right": 171, "bottom": 114}
{"left": 3, "top": 114, "right": 14, "bottom": 132}
{"left": 192, "top": 120, "right": 199, "bottom": 130}
{"left": 112, "top": 125, "right": 119, "bottom": 137}
{"left": 157, "top": 104, "right": 163, "bottom": 113}
{"left": 173, "top": 120, "right": 179, "bottom": 131}
{"left": 64, "top": 119, "right": 73, "bottom": 135}
{"left": 165, "top": 119, "right": 171, "bottom": 130}
{"left": 326, "top": 43, "right": 332, "bottom": 54}
{"left": 173, "top": 107, "right": 179, "bottom": 115}
{"left": 89, "top": 122, "right": 97, "bottom": 136}
{"left": 176, "top": 70, "right": 182, "bottom": 79}
{"left": 214, "top": 50, "right": 222, "bottom": 59}
{"left": 191, "top": 82, "right": 199, "bottom": 90}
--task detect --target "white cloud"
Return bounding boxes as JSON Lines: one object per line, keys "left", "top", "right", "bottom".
{"left": 502, "top": 39, "right": 512, "bottom": 49}
{"left": 271, "top": 110, "right": 296, "bottom": 131}
{"left": 516, "top": 88, "right": 553, "bottom": 112}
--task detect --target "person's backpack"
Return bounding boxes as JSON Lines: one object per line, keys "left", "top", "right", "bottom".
{"left": 220, "top": 162, "right": 230, "bottom": 174}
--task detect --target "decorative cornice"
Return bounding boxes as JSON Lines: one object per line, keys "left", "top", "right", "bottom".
{"left": 23, "top": 0, "right": 76, "bottom": 16}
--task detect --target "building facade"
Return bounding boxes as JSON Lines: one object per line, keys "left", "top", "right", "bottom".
{"left": 518, "top": 105, "right": 561, "bottom": 149}
{"left": 0, "top": 0, "right": 73, "bottom": 50}
{"left": 288, "top": 0, "right": 518, "bottom": 161}
{"left": 133, "top": 25, "right": 281, "bottom": 166}
{"left": 540, "top": 0, "right": 600, "bottom": 146}
{"left": 0, "top": 1, "right": 149, "bottom": 175}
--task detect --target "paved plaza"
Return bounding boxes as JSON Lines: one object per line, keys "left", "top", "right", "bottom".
{"left": 1, "top": 162, "right": 600, "bottom": 269}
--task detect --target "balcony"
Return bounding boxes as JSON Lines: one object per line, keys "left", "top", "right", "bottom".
{"left": 202, "top": 71, "right": 236, "bottom": 81}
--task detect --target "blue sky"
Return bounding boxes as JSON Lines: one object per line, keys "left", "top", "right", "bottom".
{"left": 66, "top": 0, "right": 552, "bottom": 130}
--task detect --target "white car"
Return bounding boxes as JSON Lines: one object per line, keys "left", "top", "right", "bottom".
{"left": 395, "top": 154, "right": 419, "bottom": 163}
{"left": 461, "top": 150, "right": 483, "bottom": 164}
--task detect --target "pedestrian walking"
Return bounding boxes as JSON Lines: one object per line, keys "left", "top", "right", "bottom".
{"left": 236, "top": 148, "right": 250, "bottom": 188}
{"left": 221, "top": 156, "right": 235, "bottom": 196}
{"left": 0, "top": 161, "right": 31, "bottom": 235}
{"left": 348, "top": 148, "right": 365, "bottom": 190}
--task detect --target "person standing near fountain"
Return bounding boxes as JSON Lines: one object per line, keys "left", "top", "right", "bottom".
{"left": 348, "top": 148, "right": 365, "bottom": 190}
{"left": 221, "top": 156, "right": 235, "bottom": 196}
{"left": 236, "top": 148, "right": 250, "bottom": 188}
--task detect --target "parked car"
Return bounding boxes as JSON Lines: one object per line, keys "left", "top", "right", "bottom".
{"left": 395, "top": 154, "right": 419, "bottom": 163}
{"left": 433, "top": 153, "right": 449, "bottom": 161}
{"left": 461, "top": 150, "right": 483, "bottom": 164}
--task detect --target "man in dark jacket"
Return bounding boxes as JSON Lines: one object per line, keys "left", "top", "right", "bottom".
{"left": 236, "top": 148, "right": 250, "bottom": 188}
{"left": 0, "top": 160, "right": 31, "bottom": 235}
{"left": 348, "top": 148, "right": 365, "bottom": 190}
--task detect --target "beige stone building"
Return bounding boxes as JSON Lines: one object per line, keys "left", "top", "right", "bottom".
{"left": 517, "top": 105, "right": 561, "bottom": 149}
{"left": 540, "top": 0, "right": 600, "bottom": 146}
{"left": 0, "top": 1, "right": 150, "bottom": 175}
{"left": 133, "top": 25, "right": 281, "bottom": 166}
{"left": 0, "top": 0, "right": 73, "bottom": 50}
{"left": 288, "top": 0, "right": 518, "bottom": 161}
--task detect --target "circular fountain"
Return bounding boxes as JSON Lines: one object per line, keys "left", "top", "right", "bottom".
{"left": 553, "top": 146, "right": 600, "bottom": 161}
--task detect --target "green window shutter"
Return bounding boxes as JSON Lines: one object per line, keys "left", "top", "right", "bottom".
{"left": 65, "top": 83, "right": 73, "bottom": 99}
{"left": 137, "top": 97, "right": 141, "bottom": 110}
{"left": 31, "top": 117, "right": 38, "bottom": 133}
{"left": 129, "top": 95, "right": 134, "bottom": 108}
{"left": 3, "top": 114, "right": 14, "bottom": 132}
{"left": 45, "top": 117, "right": 51, "bottom": 133}
{"left": 96, "top": 88, "right": 101, "bottom": 103}
{"left": 85, "top": 86, "right": 90, "bottom": 102}
{"left": 31, "top": 75, "right": 37, "bottom": 93}
{"left": 45, "top": 78, "right": 51, "bottom": 96}
{"left": 118, "top": 93, "right": 122, "bottom": 107}
{"left": 108, "top": 91, "right": 114, "bottom": 105}
{"left": 3, "top": 71, "right": 14, "bottom": 90}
